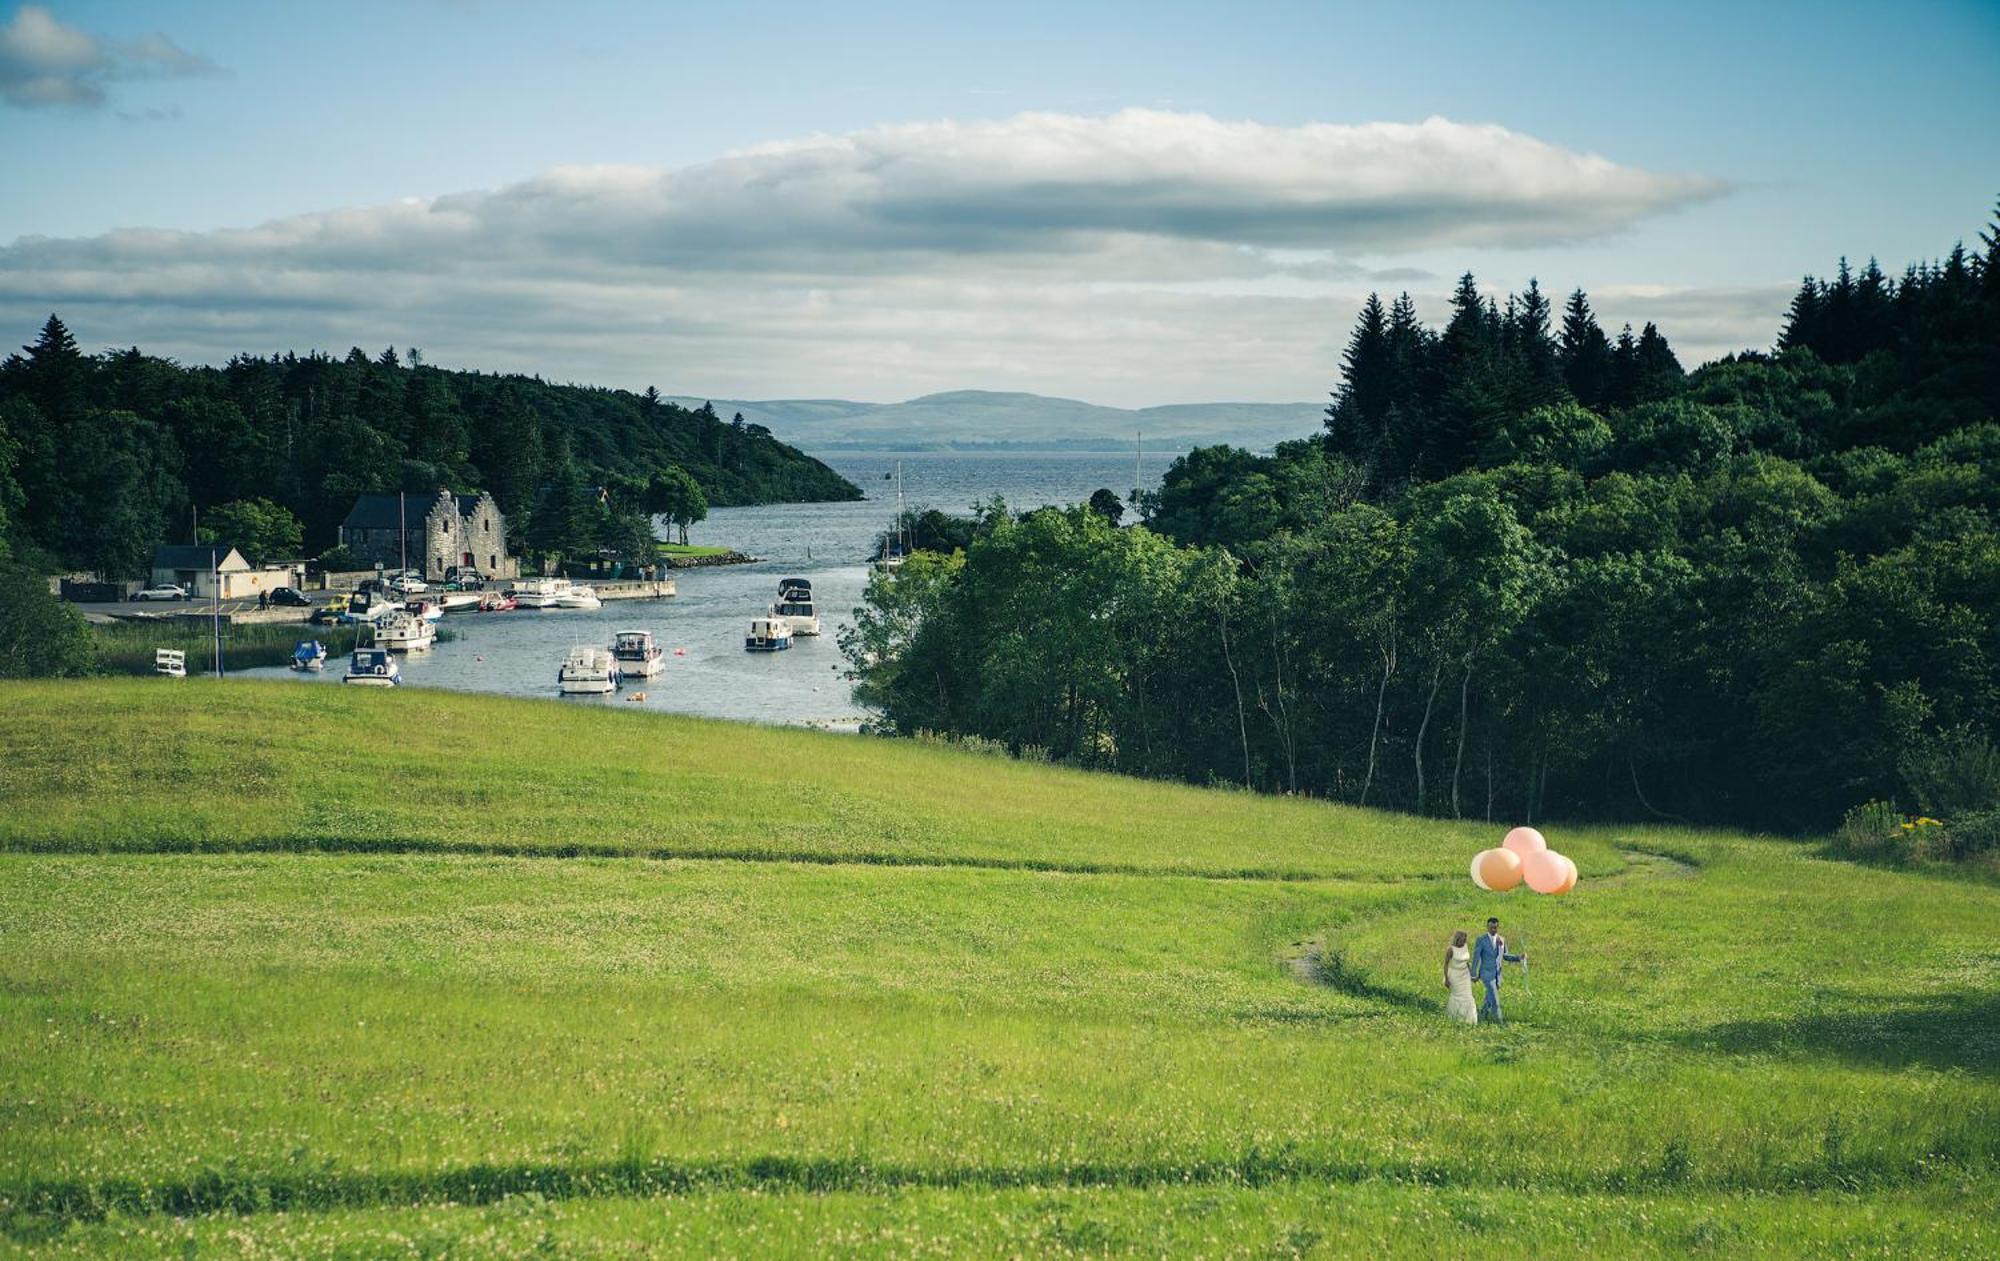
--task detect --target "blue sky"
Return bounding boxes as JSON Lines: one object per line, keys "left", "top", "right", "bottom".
{"left": 2, "top": 0, "right": 1995, "bottom": 404}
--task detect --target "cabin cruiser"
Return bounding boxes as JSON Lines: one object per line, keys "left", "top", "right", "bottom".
{"left": 610, "top": 629, "right": 665, "bottom": 677}
{"left": 342, "top": 647, "right": 401, "bottom": 686}
{"left": 290, "top": 640, "right": 327, "bottom": 671}
{"left": 437, "top": 592, "right": 479, "bottom": 613}
{"left": 373, "top": 610, "right": 437, "bottom": 652}
{"left": 557, "top": 645, "right": 621, "bottom": 694}
{"left": 771, "top": 577, "right": 821, "bottom": 636}
{"left": 509, "top": 577, "right": 571, "bottom": 609}
{"left": 745, "top": 615, "right": 794, "bottom": 652}
{"left": 555, "top": 585, "right": 603, "bottom": 610}
{"left": 404, "top": 599, "right": 444, "bottom": 623}
{"left": 477, "top": 592, "right": 517, "bottom": 612}
{"left": 340, "top": 589, "right": 400, "bottom": 624}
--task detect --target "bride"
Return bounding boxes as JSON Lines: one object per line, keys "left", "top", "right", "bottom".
{"left": 1444, "top": 930, "right": 1478, "bottom": 1024}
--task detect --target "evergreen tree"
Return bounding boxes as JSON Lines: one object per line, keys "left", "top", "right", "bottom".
{"left": 1608, "top": 324, "right": 1641, "bottom": 409}
{"left": 1327, "top": 293, "right": 1392, "bottom": 463}
{"left": 1632, "top": 322, "right": 1685, "bottom": 402}
{"left": 1559, "top": 289, "right": 1613, "bottom": 411}
{"left": 1778, "top": 277, "right": 1825, "bottom": 357}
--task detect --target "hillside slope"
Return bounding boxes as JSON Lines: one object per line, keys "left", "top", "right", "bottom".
{"left": 0, "top": 681, "right": 1994, "bottom": 1257}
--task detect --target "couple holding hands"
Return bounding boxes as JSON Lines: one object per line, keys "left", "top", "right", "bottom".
{"left": 1444, "top": 917, "right": 1524, "bottom": 1024}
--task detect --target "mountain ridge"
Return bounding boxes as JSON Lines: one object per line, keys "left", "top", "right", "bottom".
{"left": 666, "top": 389, "right": 1325, "bottom": 451}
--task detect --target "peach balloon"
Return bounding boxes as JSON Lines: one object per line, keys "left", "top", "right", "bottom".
{"left": 1555, "top": 854, "right": 1579, "bottom": 893}
{"left": 1476, "top": 847, "right": 1524, "bottom": 892}
{"left": 1469, "top": 852, "right": 1492, "bottom": 891}
{"left": 1503, "top": 826, "right": 1547, "bottom": 859}
{"left": 1523, "top": 849, "right": 1567, "bottom": 894}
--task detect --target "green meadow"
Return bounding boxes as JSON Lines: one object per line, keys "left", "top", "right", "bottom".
{"left": 0, "top": 680, "right": 1994, "bottom": 1257}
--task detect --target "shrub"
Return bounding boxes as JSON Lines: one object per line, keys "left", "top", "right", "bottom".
{"left": 0, "top": 563, "right": 97, "bottom": 678}
{"left": 1900, "top": 726, "right": 2000, "bottom": 819}
{"left": 1943, "top": 809, "right": 2000, "bottom": 861}
{"left": 1836, "top": 799, "right": 1906, "bottom": 860}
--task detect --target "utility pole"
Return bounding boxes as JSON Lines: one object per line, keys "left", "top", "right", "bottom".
{"left": 399, "top": 491, "right": 408, "bottom": 576}
{"left": 210, "top": 551, "right": 223, "bottom": 678}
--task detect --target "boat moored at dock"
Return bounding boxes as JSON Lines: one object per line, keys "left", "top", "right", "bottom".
{"left": 555, "top": 585, "right": 603, "bottom": 610}
{"left": 290, "top": 640, "right": 327, "bottom": 671}
{"left": 405, "top": 599, "right": 444, "bottom": 623}
{"left": 509, "top": 577, "right": 571, "bottom": 609}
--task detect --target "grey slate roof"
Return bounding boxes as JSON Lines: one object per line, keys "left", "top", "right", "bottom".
{"left": 342, "top": 492, "right": 488, "bottom": 530}
{"left": 152, "top": 544, "right": 242, "bottom": 570}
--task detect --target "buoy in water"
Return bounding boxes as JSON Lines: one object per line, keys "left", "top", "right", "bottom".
{"left": 628, "top": 691, "right": 647, "bottom": 702}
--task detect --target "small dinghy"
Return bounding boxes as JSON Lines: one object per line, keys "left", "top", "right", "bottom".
{"left": 290, "top": 640, "right": 327, "bottom": 671}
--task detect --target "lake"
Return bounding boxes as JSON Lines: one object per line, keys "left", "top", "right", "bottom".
{"left": 244, "top": 450, "right": 1177, "bottom": 725}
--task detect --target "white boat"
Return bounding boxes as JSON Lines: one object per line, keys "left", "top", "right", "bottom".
{"left": 772, "top": 577, "right": 821, "bottom": 636}
{"left": 555, "top": 585, "right": 602, "bottom": 610}
{"left": 342, "top": 647, "right": 401, "bottom": 686}
{"left": 438, "top": 593, "right": 479, "bottom": 613}
{"left": 557, "top": 645, "right": 622, "bottom": 694}
{"left": 289, "top": 640, "right": 327, "bottom": 671}
{"left": 509, "top": 577, "right": 571, "bottom": 609}
{"left": 154, "top": 648, "right": 186, "bottom": 678}
{"left": 745, "top": 615, "right": 794, "bottom": 652}
{"left": 341, "top": 590, "right": 400, "bottom": 623}
{"left": 373, "top": 610, "right": 437, "bottom": 652}
{"left": 610, "top": 629, "right": 665, "bottom": 677}
{"left": 404, "top": 599, "right": 444, "bottom": 623}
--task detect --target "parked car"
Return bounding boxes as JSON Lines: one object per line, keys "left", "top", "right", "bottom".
{"left": 389, "top": 574, "right": 429, "bottom": 595}
{"left": 132, "top": 584, "right": 189, "bottom": 602}
{"left": 308, "top": 605, "right": 344, "bottom": 626}
{"left": 267, "top": 586, "right": 311, "bottom": 607}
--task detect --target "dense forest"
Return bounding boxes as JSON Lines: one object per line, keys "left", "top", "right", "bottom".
{"left": 0, "top": 327, "right": 859, "bottom": 576}
{"left": 847, "top": 202, "right": 2000, "bottom": 841}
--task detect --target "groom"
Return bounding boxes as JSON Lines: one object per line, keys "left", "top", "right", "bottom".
{"left": 1472, "top": 916, "right": 1524, "bottom": 1024}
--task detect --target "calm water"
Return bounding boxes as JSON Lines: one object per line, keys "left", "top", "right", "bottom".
{"left": 244, "top": 451, "right": 1174, "bottom": 726}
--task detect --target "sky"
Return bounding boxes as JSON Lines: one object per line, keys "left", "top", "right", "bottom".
{"left": 1, "top": 0, "right": 1995, "bottom": 407}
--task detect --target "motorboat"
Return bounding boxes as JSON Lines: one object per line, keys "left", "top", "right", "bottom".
{"left": 477, "top": 592, "right": 517, "bottom": 612}
{"left": 771, "top": 577, "right": 821, "bottom": 636}
{"left": 745, "top": 615, "right": 794, "bottom": 652}
{"left": 557, "top": 645, "right": 621, "bottom": 694}
{"left": 373, "top": 610, "right": 437, "bottom": 652}
{"left": 340, "top": 589, "right": 400, "bottom": 624}
{"left": 438, "top": 593, "right": 479, "bottom": 613}
{"left": 509, "top": 577, "right": 571, "bottom": 609}
{"left": 290, "top": 640, "right": 327, "bottom": 671}
{"left": 404, "top": 599, "right": 444, "bottom": 623}
{"left": 342, "top": 647, "right": 401, "bottom": 686}
{"left": 555, "top": 585, "right": 603, "bottom": 610}
{"left": 610, "top": 629, "right": 665, "bottom": 677}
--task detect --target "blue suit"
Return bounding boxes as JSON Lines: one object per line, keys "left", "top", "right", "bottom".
{"left": 1471, "top": 932, "right": 1521, "bottom": 1023}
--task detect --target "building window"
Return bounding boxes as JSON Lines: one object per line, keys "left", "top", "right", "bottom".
{"left": 489, "top": 554, "right": 497, "bottom": 569}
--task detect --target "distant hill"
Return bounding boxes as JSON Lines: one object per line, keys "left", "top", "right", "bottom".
{"left": 665, "top": 390, "right": 1324, "bottom": 452}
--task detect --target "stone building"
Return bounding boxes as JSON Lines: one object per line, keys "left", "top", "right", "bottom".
{"left": 338, "top": 490, "right": 517, "bottom": 580}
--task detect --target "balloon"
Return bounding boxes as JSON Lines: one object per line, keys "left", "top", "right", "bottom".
{"left": 1503, "top": 827, "right": 1547, "bottom": 859}
{"left": 1523, "top": 849, "right": 1568, "bottom": 894}
{"left": 1555, "top": 854, "right": 1578, "bottom": 894}
{"left": 1475, "top": 847, "right": 1523, "bottom": 892}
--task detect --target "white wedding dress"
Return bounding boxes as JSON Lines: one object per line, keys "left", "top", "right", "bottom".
{"left": 1445, "top": 944, "right": 1478, "bottom": 1024}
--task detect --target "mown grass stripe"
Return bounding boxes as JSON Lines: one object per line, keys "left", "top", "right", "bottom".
{"left": 4, "top": 1143, "right": 1987, "bottom": 1236}
{"left": 0, "top": 833, "right": 1421, "bottom": 884}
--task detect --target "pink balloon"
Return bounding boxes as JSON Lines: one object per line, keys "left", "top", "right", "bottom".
{"left": 1475, "top": 848, "right": 1523, "bottom": 892}
{"left": 1523, "top": 849, "right": 1567, "bottom": 894}
{"left": 1556, "top": 854, "right": 1578, "bottom": 893}
{"left": 1503, "top": 827, "right": 1547, "bottom": 859}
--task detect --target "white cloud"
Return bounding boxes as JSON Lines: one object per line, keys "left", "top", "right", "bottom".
{"left": 0, "top": 4, "right": 216, "bottom": 109}
{"left": 0, "top": 109, "right": 1750, "bottom": 401}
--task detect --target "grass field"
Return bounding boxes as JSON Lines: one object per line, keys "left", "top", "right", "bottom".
{"left": 1, "top": 680, "right": 1995, "bottom": 1257}
{"left": 87, "top": 621, "right": 369, "bottom": 676}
